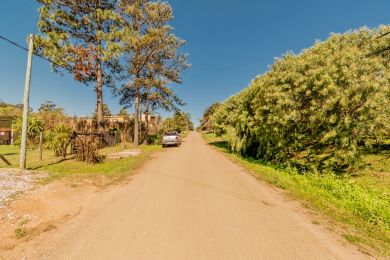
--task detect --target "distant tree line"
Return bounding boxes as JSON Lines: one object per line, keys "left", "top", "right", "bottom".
{"left": 163, "top": 112, "right": 194, "bottom": 133}
{"left": 0, "top": 100, "right": 25, "bottom": 116}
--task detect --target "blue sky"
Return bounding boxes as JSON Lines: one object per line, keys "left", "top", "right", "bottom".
{"left": 1, "top": 1, "right": 390, "bottom": 125}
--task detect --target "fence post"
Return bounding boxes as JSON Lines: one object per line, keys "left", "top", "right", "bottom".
{"left": 11, "top": 121, "right": 14, "bottom": 145}
{"left": 39, "top": 132, "right": 43, "bottom": 161}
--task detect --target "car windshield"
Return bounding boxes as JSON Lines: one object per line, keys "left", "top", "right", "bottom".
{"left": 164, "top": 132, "right": 177, "bottom": 136}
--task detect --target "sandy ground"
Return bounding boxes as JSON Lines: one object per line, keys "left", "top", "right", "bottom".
{"left": 0, "top": 132, "right": 368, "bottom": 259}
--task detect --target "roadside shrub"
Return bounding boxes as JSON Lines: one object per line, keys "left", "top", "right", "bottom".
{"left": 148, "top": 133, "right": 163, "bottom": 145}
{"left": 212, "top": 26, "right": 390, "bottom": 173}
{"left": 74, "top": 135, "right": 104, "bottom": 164}
{"left": 45, "top": 124, "right": 73, "bottom": 158}
{"left": 13, "top": 116, "right": 44, "bottom": 149}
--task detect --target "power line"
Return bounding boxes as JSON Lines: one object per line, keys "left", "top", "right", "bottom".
{"left": 0, "top": 35, "right": 29, "bottom": 52}
{"left": 0, "top": 34, "right": 72, "bottom": 72}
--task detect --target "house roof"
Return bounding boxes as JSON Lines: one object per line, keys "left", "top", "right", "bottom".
{"left": 0, "top": 116, "right": 15, "bottom": 129}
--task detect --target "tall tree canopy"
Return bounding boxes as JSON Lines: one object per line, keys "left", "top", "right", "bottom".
{"left": 37, "top": 100, "right": 67, "bottom": 130}
{"left": 93, "top": 103, "right": 112, "bottom": 117}
{"left": 38, "top": 100, "right": 63, "bottom": 113}
{"left": 117, "top": 107, "right": 130, "bottom": 116}
{"left": 35, "top": 0, "right": 124, "bottom": 132}
{"left": 199, "top": 102, "right": 221, "bottom": 131}
{"left": 163, "top": 112, "right": 193, "bottom": 133}
{"left": 116, "top": 0, "right": 189, "bottom": 145}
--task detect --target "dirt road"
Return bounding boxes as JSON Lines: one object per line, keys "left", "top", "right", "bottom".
{"left": 4, "top": 132, "right": 366, "bottom": 259}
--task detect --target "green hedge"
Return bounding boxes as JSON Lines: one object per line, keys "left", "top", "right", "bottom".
{"left": 212, "top": 26, "right": 390, "bottom": 173}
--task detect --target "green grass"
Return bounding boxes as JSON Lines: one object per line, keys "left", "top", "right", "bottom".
{"left": 14, "top": 228, "right": 28, "bottom": 239}
{"left": 0, "top": 144, "right": 161, "bottom": 181}
{"left": 355, "top": 153, "right": 390, "bottom": 194}
{"left": 42, "top": 145, "right": 160, "bottom": 179}
{"left": 202, "top": 132, "right": 390, "bottom": 257}
{"left": 0, "top": 145, "right": 58, "bottom": 169}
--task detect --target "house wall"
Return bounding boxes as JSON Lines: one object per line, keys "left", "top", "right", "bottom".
{"left": 0, "top": 129, "right": 11, "bottom": 145}
{"left": 0, "top": 116, "right": 14, "bottom": 145}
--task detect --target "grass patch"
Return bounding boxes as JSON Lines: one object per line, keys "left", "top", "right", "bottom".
{"left": 202, "top": 132, "right": 390, "bottom": 257}
{"left": 355, "top": 152, "right": 390, "bottom": 194}
{"left": 0, "top": 145, "right": 59, "bottom": 169}
{"left": 14, "top": 228, "right": 28, "bottom": 239}
{"left": 0, "top": 144, "right": 161, "bottom": 181}
{"left": 42, "top": 145, "right": 161, "bottom": 180}
{"left": 343, "top": 234, "right": 365, "bottom": 245}
{"left": 19, "top": 218, "right": 30, "bottom": 226}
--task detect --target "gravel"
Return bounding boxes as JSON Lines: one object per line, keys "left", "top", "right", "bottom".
{"left": 107, "top": 149, "right": 143, "bottom": 159}
{"left": 0, "top": 170, "right": 47, "bottom": 208}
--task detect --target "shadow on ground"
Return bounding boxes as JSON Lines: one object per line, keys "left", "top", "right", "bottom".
{"left": 208, "top": 141, "right": 229, "bottom": 150}
{"left": 30, "top": 157, "right": 74, "bottom": 171}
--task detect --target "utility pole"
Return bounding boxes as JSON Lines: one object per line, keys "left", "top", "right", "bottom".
{"left": 20, "top": 34, "right": 34, "bottom": 170}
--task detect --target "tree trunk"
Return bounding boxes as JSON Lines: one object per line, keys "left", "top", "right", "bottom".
{"left": 139, "top": 101, "right": 143, "bottom": 142}
{"left": 121, "top": 122, "right": 127, "bottom": 149}
{"left": 133, "top": 88, "right": 140, "bottom": 146}
{"left": 144, "top": 96, "right": 150, "bottom": 144}
{"left": 96, "top": 59, "right": 104, "bottom": 134}
{"left": 39, "top": 132, "right": 43, "bottom": 161}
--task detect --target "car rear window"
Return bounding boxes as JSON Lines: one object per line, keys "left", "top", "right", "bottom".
{"left": 164, "top": 132, "right": 177, "bottom": 136}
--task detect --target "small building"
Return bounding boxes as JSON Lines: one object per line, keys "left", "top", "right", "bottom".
{"left": 72, "top": 114, "right": 162, "bottom": 133}
{"left": 0, "top": 116, "right": 15, "bottom": 145}
{"left": 142, "top": 114, "right": 162, "bottom": 134}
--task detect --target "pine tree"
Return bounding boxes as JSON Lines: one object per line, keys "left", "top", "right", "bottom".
{"left": 117, "top": 0, "right": 189, "bottom": 145}
{"left": 35, "top": 0, "right": 123, "bottom": 133}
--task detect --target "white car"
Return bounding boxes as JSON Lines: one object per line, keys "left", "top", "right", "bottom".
{"left": 162, "top": 131, "right": 181, "bottom": 147}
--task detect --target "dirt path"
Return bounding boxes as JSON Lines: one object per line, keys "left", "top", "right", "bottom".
{"left": 2, "top": 132, "right": 367, "bottom": 259}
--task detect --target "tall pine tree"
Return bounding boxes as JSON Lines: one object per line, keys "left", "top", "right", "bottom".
{"left": 117, "top": 0, "right": 189, "bottom": 145}
{"left": 35, "top": 0, "right": 123, "bottom": 133}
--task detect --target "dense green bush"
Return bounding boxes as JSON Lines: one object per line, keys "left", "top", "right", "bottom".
{"left": 45, "top": 124, "right": 73, "bottom": 158}
{"left": 13, "top": 116, "right": 44, "bottom": 149}
{"left": 212, "top": 27, "right": 390, "bottom": 173}
{"left": 199, "top": 102, "right": 221, "bottom": 131}
{"left": 148, "top": 133, "right": 163, "bottom": 145}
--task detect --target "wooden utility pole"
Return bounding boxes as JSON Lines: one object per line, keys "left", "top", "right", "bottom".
{"left": 20, "top": 34, "right": 34, "bottom": 170}
{"left": 133, "top": 90, "right": 139, "bottom": 146}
